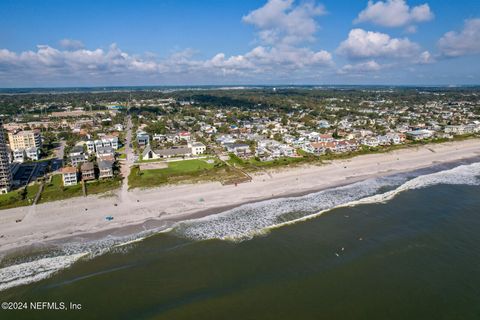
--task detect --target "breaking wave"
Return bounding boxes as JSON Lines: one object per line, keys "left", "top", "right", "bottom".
{"left": 0, "top": 227, "right": 167, "bottom": 292}
{"left": 174, "top": 162, "right": 480, "bottom": 241}
{"left": 0, "top": 253, "right": 87, "bottom": 291}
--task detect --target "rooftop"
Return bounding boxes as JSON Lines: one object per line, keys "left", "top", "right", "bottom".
{"left": 61, "top": 166, "right": 77, "bottom": 174}
{"left": 81, "top": 162, "right": 94, "bottom": 171}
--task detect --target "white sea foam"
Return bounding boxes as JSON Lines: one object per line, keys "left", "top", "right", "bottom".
{"left": 174, "top": 162, "right": 480, "bottom": 241}
{"left": 0, "top": 253, "right": 87, "bottom": 291}
{"left": 0, "top": 227, "right": 166, "bottom": 292}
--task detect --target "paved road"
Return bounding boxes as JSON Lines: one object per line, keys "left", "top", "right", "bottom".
{"left": 51, "top": 140, "right": 66, "bottom": 172}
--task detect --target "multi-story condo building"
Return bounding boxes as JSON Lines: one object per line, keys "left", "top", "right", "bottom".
{"left": 8, "top": 130, "right": 42, "bottom": 150}
{"left": 0, "top": 123, "right": 13, "bottom": 193}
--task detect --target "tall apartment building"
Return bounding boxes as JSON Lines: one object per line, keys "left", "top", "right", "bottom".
{"left": 0, "top": 123, "right": 12, "bottom": 193}
{"left": 8, "top": 129, "right": 42, "bottom": 150}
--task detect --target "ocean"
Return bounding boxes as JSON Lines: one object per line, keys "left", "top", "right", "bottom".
{"left": 1, "top": 160, "right": 480, "bottom": 319}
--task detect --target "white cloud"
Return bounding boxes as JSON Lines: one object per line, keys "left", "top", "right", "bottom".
{"left": 416, "top": 50, "right": 434, "bottom": 64}
{"left": 438, "top": 19, "right": 480, "bottom": 57}
{"left": 0, "top": 43, "right": 334, "bottom": 85}
{"left": 59, "top": 39, "right": 85, "bottom": 50}
{"left": 338, "top": 60, "right": 384, "bottom": 74}
{"left": 0, "top": 44, "right": 162, "bottom": 78}
{"left": 337, "top": 29, "right": 420, "bottom": 59}
{"left": 203, "top": 45, "right": 333, "bottom": 77}
{"left": 355, "top": 0, "right": 433, "bottom": 29}
{"left": 242, "top": 0, "right": 326, "bottom": 45}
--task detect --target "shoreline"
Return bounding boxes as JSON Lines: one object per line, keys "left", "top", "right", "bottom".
{"left": 0, "top": 139, "right": 480, "bottom": 257}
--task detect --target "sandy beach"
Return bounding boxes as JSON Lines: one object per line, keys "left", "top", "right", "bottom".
{"left": 0, "top": 139, "right": 479, "bottom": 255}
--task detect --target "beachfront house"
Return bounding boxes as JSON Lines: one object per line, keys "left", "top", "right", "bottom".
{"left": 81, "top": 162, "right": 95, "bottom": 181}
{"left": 406, "top": 129, "right": 434, "bottom": 141}
{"left": 444, "top": 125, "right": 478, "bottom": 135}
{"left": 98, "top": 160, "right": 114, "bottom": 179}
{"left": 362, "top": 137, "right": 380, "bottom": 147}
{"left": 190, "top": 142, "right": 206, "bottom": 155}
{"left": 61, "top": 166, "right": 78, "bottom": 186}
{"left": 142, "top": 145, "right": 192, "bottom": 160}
{"left": 224, "top": 143, "right": 251, "bottom": 158}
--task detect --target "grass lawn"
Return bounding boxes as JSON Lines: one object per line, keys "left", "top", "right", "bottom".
{"left": 86, "top": 178, "right": 122, "bottom": 196}
{"left": 227, "top": 153, "right": 306, "bottom": 171}
{"left": 0, "top": 184, "right": 40, "bottom": 210}
{"left": 119, "top": 153, "right": 127, "bottom": 159}
{"left": 128, "top": 158, "right": 233, "bottom": 189}
{"left": 38, "top": 175, "right": 83, "bottom": 203}
{"left": 38, "top": 174, "right": 122, "bottom": 203}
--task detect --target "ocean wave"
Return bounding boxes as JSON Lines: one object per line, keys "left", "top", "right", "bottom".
{"left": 0, "top": 253, "right": 87, "bottom": 291}
{"left": 0, "top": 227, "right": 167, "bottom": 292}
{"left": 174, "top": 162, "right": 480, "bottom": 241}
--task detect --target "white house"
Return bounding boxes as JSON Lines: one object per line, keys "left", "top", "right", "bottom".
{"left": 190, "top": 142, "right": 206, "bottom": 155}
{"left": 406, "top": 129, "right": 434, "bottom": 141}
{"left": 85, "top": 140, "right": 95, "bottom": 154}
{"left": 96, "top": 146, "right": 115, "bottom": 159}
{"left": 61, "top": 167, "right": 78, "bottom": 186}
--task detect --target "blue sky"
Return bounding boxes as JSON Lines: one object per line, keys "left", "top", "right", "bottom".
{"left": 0, "top": 0, "right": 479, "bottom": 87}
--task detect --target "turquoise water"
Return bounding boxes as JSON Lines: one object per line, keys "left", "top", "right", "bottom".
{"left": 1, "top": 162, "right": 480, "bottom": 319}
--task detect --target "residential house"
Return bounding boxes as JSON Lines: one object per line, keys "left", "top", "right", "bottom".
{"left": 142, "top": 145, "right": 192, "bottom": 159}
{"left": 94, "top": 139, "right": 104, "bottom": 151}
{"left": 71, "top": 154, "right": 87, "bottom": 166}
{"left": 81, "top": 162, "right": 95, "bottom": 181}
{"left": 216, "top": 135, "right": 236, "bottom": 145}
{"left": 85, "top": 140, "right": 95, "bottom": 154}
{"left": 98, "top": 160, "right": 114, "bottom": 179}
{"left": 406, "top": 129, "right": 434, "bottom": 141}
{"left": 12, "top": 147, "right": 40, "bottom": 163}
{"left": 137, "top": 131, "right": 150, "bottom": 146}
{"left": 96, "top": 146, "right": 115, "bottom": 160}
{"left": 61, "top": 166, "right": 78, "bottom": 186}
{"left": 444, "top": 124, "right": 477, "bottom": 135}
{"left": 224, "top": 143, "right": 251, "bottom": 157}
{"left": 190, "top": 142, "right": 206, "bottom": 155}
{"left": 362, "top": 137, "right": 380, "bottom": 147}
{"left": 101, "top": 136, "right": 119, "bottom": 149}
{"left": 178, "top": 132, "right": 191, "bottom": 142}
{"left": 12, "top": 149, "right": 25, "bottom": 163}
{"left": 69, "top": 146, "right": 84, "bottom": 157}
